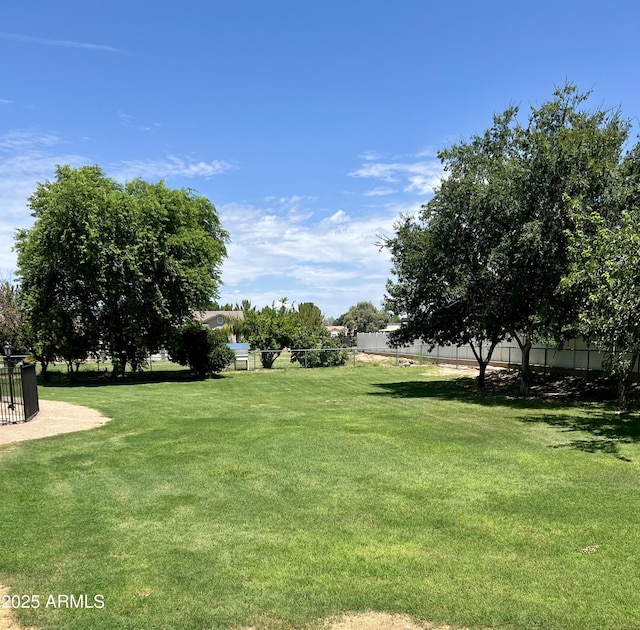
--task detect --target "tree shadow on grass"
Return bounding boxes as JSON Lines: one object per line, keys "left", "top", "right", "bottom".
{"left": 370, "top": 373, "right": 640, "bottom": 461}
{"left": 38, "top": 368, "right": 227, "bottom": 389}
{"left": 370, "top": 373, "right": 530, "bottom": 407}
{"left": 521, "top": 410, "right": 640, "bottom": 462}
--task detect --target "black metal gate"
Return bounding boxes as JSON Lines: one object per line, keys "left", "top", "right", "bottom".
{"left": 0, "top": 363, "right": 39, "bottom": 425}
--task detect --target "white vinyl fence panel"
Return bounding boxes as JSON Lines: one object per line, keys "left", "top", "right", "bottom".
{"left": 356, "top": 333, "right": 611, "bottom": 373}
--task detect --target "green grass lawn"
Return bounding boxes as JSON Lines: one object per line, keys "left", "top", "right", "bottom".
{"left": 1, "top": 362, "right": 639, "bottom": 629}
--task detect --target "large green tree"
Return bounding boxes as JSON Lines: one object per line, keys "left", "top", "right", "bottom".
{"left": 385, "top": 84, "right": 629, "bottom": 394}
{"left": 242, "top": 300, "right": 297, "bottom": 368}
{"left": 561, "top": 209, "right": 640, "bottom": 408}
{"left": 560, "top": 143, "right": 640, "bottom": 408}
{"left": 296, "top": 302, "right": 324, "bottom": 333}
{"left": 15, "top": 165, "right": 228, "bottom": 376}
{"left": 384, "top": 108, "right": 518, "bottom": 387}
{"left": 335, "top": 301, "right": 391, "bottom": 334}
{"left": 499, "top": 85, "right": 628, "bottom": 393}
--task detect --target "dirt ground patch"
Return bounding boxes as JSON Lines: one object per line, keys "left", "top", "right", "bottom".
{"left": 0, "top": 586, "right": 37, "bottom": 630}
{"left": 423, "top": 363, "right": 485, "bottom": 377}
{"left": 322, "top": 612, "right": 468, "bottom": 630}
{"left": 238, "top": 612, "right": 469, "bottom": 630}
{"left": 0, "top": 608, "right": 466, "bottom": 630}
{"left": 0, "top": 400, "right": 110, "bottom": 446}
{"left": 357, "top": 352, "right": 481, "bottom": 376}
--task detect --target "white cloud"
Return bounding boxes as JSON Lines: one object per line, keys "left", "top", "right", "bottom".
{"left": 110, "top": 156, "right": 237, "bottom": 181}
{"left": 348, "top": 157, "right": 444, "bottom": 195}
{"left": 0, "top": 32, "right": 126, "bottom": 54}
{"left": 0, "top": 131, "right": 62, "bottom": 151}
{"left": 404, "top": 173, "right": 444, "bottom": 195}
{"left": 415, "top": 147, "right": 438, "bottom": 158}
{"left": 349, "top": 162, "right": 400, "bottom": 183}
{"left": 359, "top": 150, "right": 382, "bottom": 161}
{"left": 215, "top": 197, "right": 401, "bottom": 315}
{"left": 118, "top": 111, "right": 163, "bottom": 133}
{"left": 364, "top": 187, "right": 397, "bottom": 197}
{"left": 118, "top": 111, "right": 134, "bottom": 127}
{"left": 324, "top": 210, "right": 350, "bottom": 224}
{"left": 211, "top": 184, "right": 430, "bottom": 316}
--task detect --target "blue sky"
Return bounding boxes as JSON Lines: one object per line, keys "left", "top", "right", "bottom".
{"left": 2, "top": 1, "right": 639, "bottom": 317}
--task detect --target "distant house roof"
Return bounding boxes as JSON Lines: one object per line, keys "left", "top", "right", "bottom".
{"left": 378, "top": 322, "right": 401, "bottom": 332}
{"left": 325, "top": 325, "right": 348, "bottom": 336}
{"left": 195, "top": 310, "right": 244, "bottom": 327}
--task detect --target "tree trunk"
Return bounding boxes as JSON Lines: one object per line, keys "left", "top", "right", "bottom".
{"left": 260, "top": 350, "right": 280, "bottom": 369}
{"left": 617, "top": 352, "right": 637, "bottom": 410}
{"left": 469, "top": 339, "right": 500, "bottom": 389}
{"left": 509, "top": 327, "right": 533, "bottom": 397}
{"left": 519, "top": 339, "right": 532, "bottom": 396}
{"left": 111, "top": 352, "right": 128, "bottom": 378}
{"left": 40, "top": 359, "right": 50, "bottom": 381}
{"left": 617, "top": 378, "right": 628, "bottom": 410}
{"left": 478, "top": 361, "right": 487, "bottom": 388}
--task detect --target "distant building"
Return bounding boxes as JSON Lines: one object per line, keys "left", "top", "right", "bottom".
{"left": 195, "top": 311, "right": 244, "bottom": 341}
{"left": 325, "top": 325, "right": 348, "bottom": 338}
{"left": 377, "top": 322, "right": 402, "bottom": 333}
{"left": 196, "top": 310, "right": 244, "bottom": 328}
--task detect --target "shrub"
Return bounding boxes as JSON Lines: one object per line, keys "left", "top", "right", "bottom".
{"left": 290, "top": 330, "right": 350, "bottom": 368}
{"left": 169, "top": 321, "right": 235, "bottom": 377}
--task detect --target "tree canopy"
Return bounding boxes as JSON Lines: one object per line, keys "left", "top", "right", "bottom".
{"left": 15, "top": 165, "right": 228, "bottom": 376}
{"left": 560, "top": 145, "right": 640, "bottom": 408}
{"left": 296, "top": 302, "right": 324, "bottom": 333}
{"left": 384, "top": 83, "right": 630, "bottom": 393}
{"left": 335, "top": 301, "right": 392, "bottom": 334}
{"left": 242, "top": 300, "right": 296, "bottom": 368}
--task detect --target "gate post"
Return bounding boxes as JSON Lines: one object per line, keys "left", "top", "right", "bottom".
{"left": 3, "top": 342, "right": 15, "bottom": 410}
